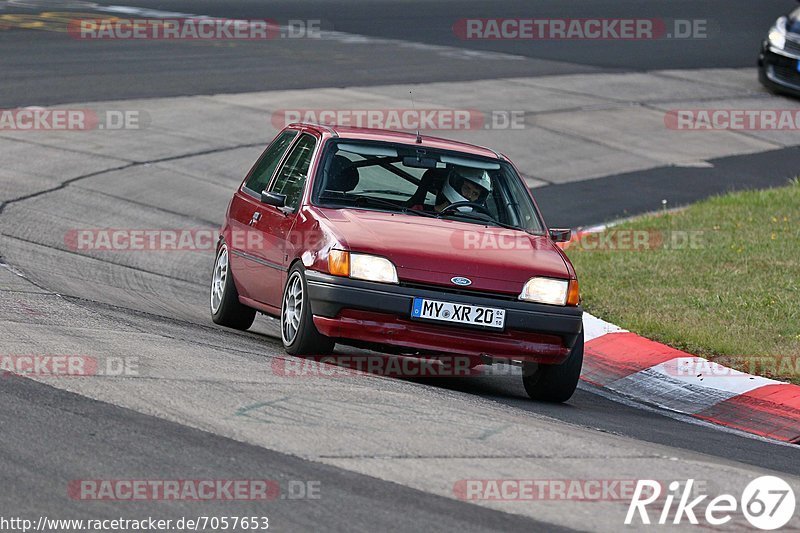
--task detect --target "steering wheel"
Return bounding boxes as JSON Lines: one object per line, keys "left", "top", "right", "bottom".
{"left": 439, "top": 201, "right": 492, "bottom": 217}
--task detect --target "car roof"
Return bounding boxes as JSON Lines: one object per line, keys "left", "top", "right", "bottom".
{"left": 288, "top": 123, "right": 504, "bottom": 160}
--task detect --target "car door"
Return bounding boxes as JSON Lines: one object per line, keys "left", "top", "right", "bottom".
{"left": 228, "top": 129, "right": 297, "bottom": 306}
{"left": 250, "top": 132, "right": 319, "bottom": 307}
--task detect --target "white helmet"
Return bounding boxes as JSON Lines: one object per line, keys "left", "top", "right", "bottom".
{"left": 440, "top": 166, "right": 492, "bottom": 208}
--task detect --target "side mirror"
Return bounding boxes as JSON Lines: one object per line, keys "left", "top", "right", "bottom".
{"left": 261, "top": 190, "right": 286, "bottom": 208}
{"left": 548, "top": 228, "right": 572, "bottom": 243}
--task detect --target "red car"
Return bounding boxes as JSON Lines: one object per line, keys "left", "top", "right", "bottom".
{"left": 211, "top": 123, "right": 584, "bottom": 402}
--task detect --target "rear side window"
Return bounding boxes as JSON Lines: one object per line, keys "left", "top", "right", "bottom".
{"left": 243, "top": 130, "right": 297, "bottom": 194}
{"left": 270, "top": 134, "right": 317, "bottom": 210}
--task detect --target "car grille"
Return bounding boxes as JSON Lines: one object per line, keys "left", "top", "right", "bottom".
{"left": 399, "top": 281, "right": 520, "bottom": 302}
{"left": 770, "top": 64, "right": 800, "bottom": 87}
{"left": 785, "top": 37, "right": 800, "bottom": 57}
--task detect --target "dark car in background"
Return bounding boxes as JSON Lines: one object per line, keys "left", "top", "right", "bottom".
{"left": 759, "top": 4, "right": 800, "bottom": 97}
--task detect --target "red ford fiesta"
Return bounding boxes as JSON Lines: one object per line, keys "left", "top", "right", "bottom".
{"left": 211, "top": 123, "right": 583, "bottom": 402}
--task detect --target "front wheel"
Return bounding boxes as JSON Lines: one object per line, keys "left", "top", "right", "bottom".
{"left": 281, "top": 265, "right": 335, "bottom": 355}
{"left": 522, "top": 329, "right": 583, "bottom": 403}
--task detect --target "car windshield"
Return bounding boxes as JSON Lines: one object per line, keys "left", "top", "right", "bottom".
{"left": 312, "top": 140, "right": 544, "bottom": 233}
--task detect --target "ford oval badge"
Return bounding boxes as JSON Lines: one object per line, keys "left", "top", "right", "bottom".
{"left": 451, "top": 276, "right": 472, "bottom": 286}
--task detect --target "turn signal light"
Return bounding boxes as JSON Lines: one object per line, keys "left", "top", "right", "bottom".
{"left": 328, "top": 249, "right": 350, "bottom": 277}
{"left": 566, "top": 279, "right": 581, "bottom": 306}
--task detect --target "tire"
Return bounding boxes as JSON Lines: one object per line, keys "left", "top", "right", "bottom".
{"left": 522, "top": 329, "right": 583, "bottom": 403}
{"left": 281, "top": 264, "right": 335, "bottom": 355}
{"left": 210, "top": 242, "right": 256, "bottom": 330}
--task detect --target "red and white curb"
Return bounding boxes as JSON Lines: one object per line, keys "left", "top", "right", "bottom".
{"left": 557, "top": 224, "right": 800, "bottom": 443}
{"left": 582, "top": 311, "right": 800, "bottom": 444}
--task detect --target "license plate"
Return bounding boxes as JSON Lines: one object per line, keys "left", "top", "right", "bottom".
{"left": 411, "top": 297, "right": 505, "bottom": 330}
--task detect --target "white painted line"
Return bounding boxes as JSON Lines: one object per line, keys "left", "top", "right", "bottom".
{"left": 651, "top": 357, "right": 782, "bottom": 395}
{"left": 582, "top": 312, "right": 625, "bottom": 342}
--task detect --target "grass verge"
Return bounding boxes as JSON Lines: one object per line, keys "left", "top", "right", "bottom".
{"left": 565, "top": 179, "right": 800, "bottom": 383}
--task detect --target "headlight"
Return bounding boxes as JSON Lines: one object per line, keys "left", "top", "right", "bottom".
{"left": 351, "top": 253, "right": 399, "bottom": 283}
{"left": 519, "top": 277, "right": 580, "bottom": 306}
{"left": 768, "top": 16, "right": 787, "bottom": 50}
{"left": 328, "top": 250, "right": 398, "bottom": 284}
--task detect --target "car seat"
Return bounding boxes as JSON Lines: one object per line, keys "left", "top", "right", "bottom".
{"left": 406, "top": 168, "right": 449, "bottom": 206}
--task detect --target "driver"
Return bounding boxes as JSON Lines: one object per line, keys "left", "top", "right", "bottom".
{"left": 434, "top": 166, "right": 492, "bottom": 213}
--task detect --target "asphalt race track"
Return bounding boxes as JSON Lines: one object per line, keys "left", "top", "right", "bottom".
{"left": 0, "top": 0, "right": 793, "bottom": 105}
{"left": 1, "top": 0, "right": 800, "bottom": 531}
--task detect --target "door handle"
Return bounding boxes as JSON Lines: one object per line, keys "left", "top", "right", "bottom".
{"left": 249, "top": 211, "right": 261, "bottom": 226}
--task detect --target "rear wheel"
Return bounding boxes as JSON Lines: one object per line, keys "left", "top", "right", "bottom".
{"left": 522, "top": 329, "right": 583, "bottom": 403}
{"left": 210, "top": 242, "right": 256, "bottom": 330}
{"left": 281, "top": 264, "right": 335, "bottom": 355}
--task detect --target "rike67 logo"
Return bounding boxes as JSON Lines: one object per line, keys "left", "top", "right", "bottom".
{"left": 626, "top": 476, "right": 796, "bottom": 530}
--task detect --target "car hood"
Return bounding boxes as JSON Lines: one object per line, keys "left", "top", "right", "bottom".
{"left": 791, "top": 8, "right": 800, "bottom": 32}
{"left": 314, "top": 207, "right": 571, "bottom": 295}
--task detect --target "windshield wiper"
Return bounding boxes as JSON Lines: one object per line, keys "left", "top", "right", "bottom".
{"left": 437, "top": 210, "right": 532, "bottom": 233}
{"left": 355, "top": 189, "right": 409, "bottom": 196}
{"left": 353, "top": 196, "right": 438, "bottom": 218}
{"left": 319, "top": 192, "right": 437, "bottom": 218}
{"left": 319, "top": 191, "right": 356, "bottom": 202}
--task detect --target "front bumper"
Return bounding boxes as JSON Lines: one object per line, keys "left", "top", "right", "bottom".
{"left": 759, "top": 42, "right": 800, "bottom": 96}
{"left": 305, "top": 271, "right": 583, "bottom": 363}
